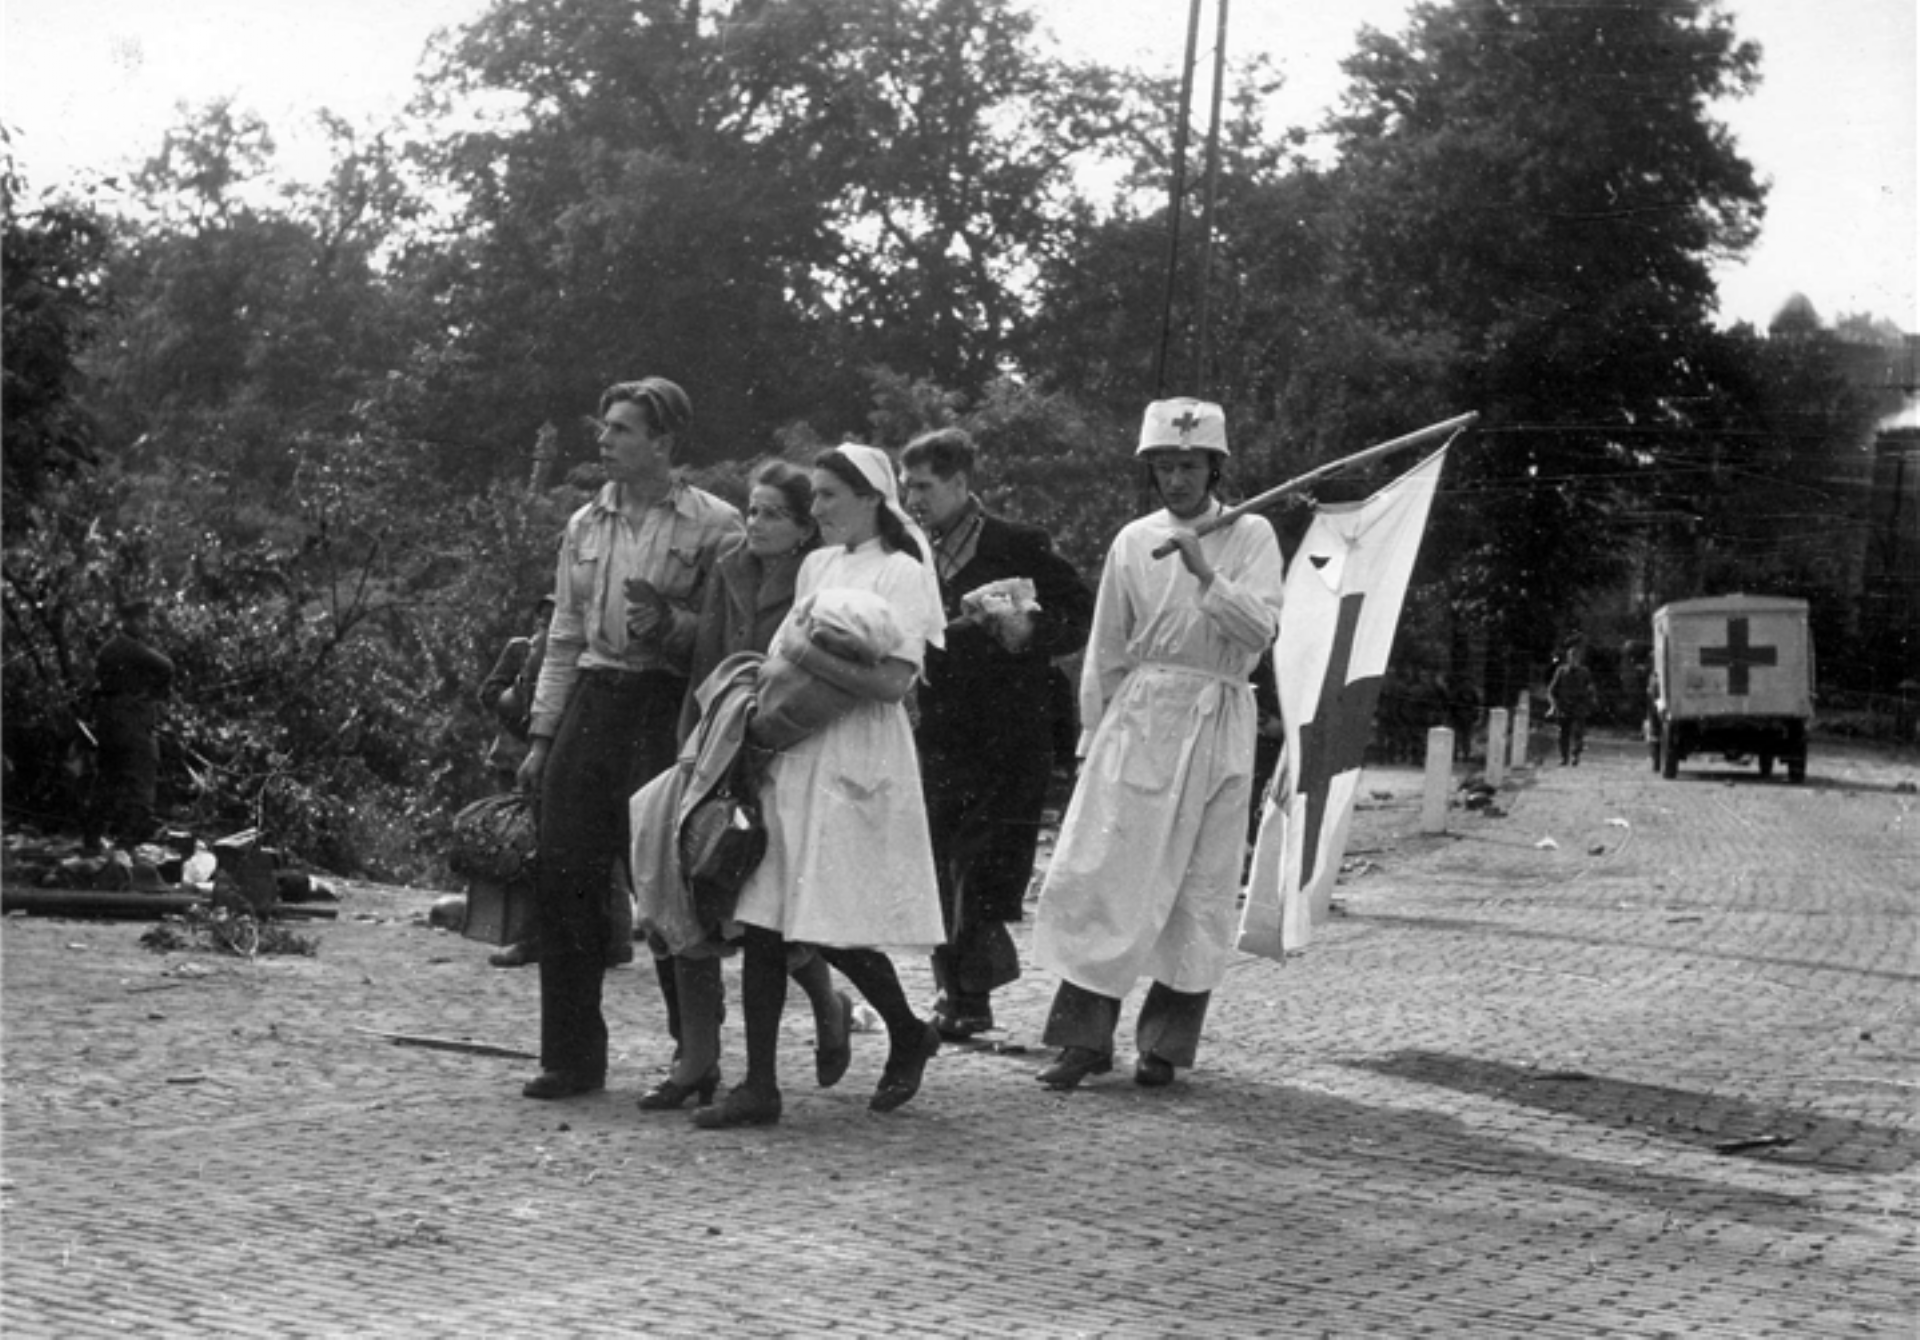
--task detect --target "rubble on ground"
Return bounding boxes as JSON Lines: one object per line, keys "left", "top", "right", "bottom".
{"left": 1, "top": 824, "right": 339, "bottom": 921}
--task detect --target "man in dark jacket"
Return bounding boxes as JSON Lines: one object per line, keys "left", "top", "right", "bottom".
{"left": 1547, "top": 641, "right": 1598, "bottom": 766}
{"left": 902, "top": 429, "right": 1094, "bottom": 1040}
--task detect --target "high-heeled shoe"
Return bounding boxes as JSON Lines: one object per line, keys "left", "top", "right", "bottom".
{"left": 635, "top": 1065, "right": 721, "bottom": 1111}
{"left": 692, "top": 1083, "right": 783, "bottom": 1129}
{"left": 815, "top": 990, "right": 855, "bottom": 1089}
{"left": 869, "top": 1021, "right": 940, "bottom": 1113}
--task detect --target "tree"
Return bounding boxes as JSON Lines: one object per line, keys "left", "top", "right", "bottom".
{"left": 1767, "top": 292, "right": 1821, "bottom": 340}
{"left": 2, "top": 153, "right": 112, "bottom": 539}
{"left": 85, "top": 101, "right": 413, "bottom": 488}
{"left": 1640, "top": 321, "right": 1883, "bottom": 680}
{"left": 1, "top": 149, "right": 122, "bottom": 819}
{"left": 796, "top": 0, "right": 1128, "bottom": 392}
{"left": 397, "top": 0, "right": 851, "bottom": 474}
{"left": 4, "top": 102, "right": 527, "bottom": 869}
{"left": 1027, "top": 58, "right": 1296, "bottom": 407}
{"left": 400, "top": 0, "right": 1130, "bottom": 475}
{"left": 1325, "top": 0, "right": 1766, "bottom": 696}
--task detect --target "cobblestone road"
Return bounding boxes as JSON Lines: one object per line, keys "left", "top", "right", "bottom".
{"left": 4, "top": 733, "right": 1915, "bottom": 1337}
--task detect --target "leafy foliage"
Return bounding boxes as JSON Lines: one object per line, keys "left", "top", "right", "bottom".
{"left": 2, "top": 157, "right": 112, "bottom": 541}
{"left": 398, "top": 0, "right": 1137, "bottom": 474}
{"left": 1323, "top": 0, "right": 1767, "bottom": 694}
{"left": 398, "top": 0, "right": 847, "bottom": 473}
{"left": 6, "top": 0, "right": 1906, "bottom": 875}
{"left": 1637, "top": 321, "right": 1887, "bottom": 687}
{"left": 87, "top": 100, "right": 413, "bottom": 491}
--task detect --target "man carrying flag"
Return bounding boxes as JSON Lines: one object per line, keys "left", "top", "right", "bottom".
{"left": 1240, "top": 444, "right": 1450, "bottom": 959}
{"left": 1030, "top": 398, "right": 1285, "bottom": 1090}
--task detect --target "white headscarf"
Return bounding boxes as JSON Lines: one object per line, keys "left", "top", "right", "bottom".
{"left": 834, "top": 443, "right": 945, "bottom": 653}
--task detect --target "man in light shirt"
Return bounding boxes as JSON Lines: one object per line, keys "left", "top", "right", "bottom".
{"left": 516, "top": 377, "right": 742, "bottom": 1100}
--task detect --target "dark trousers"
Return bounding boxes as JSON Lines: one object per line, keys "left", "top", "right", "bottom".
{"left": 90, "top": 699, "right": 159, "bottom": 843}
{"left": 1557, "top": 713, "right": 1588, "bottom": 763}
{"left": 931, "top": 924, "right": 1020, "bottom": 1018}
{"left": 1042, "top": 978, "right": 1213, "bottom": 1069}
{"left": 921, "top": 741, "right": 1048, "bottom": 1011}
{"left": 536, "top": 670, "right": 682, "bottom": 1077}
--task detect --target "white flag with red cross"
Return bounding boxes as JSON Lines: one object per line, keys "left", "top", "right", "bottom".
{"left": 1239, "top": 446, "right": 1449, "bottom": 960}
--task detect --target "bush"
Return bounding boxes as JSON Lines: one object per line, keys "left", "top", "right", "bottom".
{"left": 3, "top": 427, "right": 581, "bottom": 884}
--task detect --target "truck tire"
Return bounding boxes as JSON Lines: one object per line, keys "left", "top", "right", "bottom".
{"left": 1660, "top": 721, "right": 1679, "bottom": 779}
{"left": 1785, "top": 722, "right": 1807, "bottom": 785}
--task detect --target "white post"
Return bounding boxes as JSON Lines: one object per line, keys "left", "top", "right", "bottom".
{"left": 1421, "top": 727, "right": 1453, "bottom": 832}
{"left": 1487, "top": 708, "right": 1509, "bottom": 786}
{"left": 1511, "top": 692, "right": 1531, "bottom": 770}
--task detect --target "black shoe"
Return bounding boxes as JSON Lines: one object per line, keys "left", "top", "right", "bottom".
{"left": 636, "top": 1065, "right": 721, "bottom": 1111}
{"left": 1133, "top": 1053, "right": 1176, "bottom": 1088}
{"left": 933, "top": 1007, "right": 994, "bottom": 1042}
{"left": 692, "top": 1083, "right": 782, "bottom": 1129}
{"left": 521, "top": 1070, "right": 605, "bottom": 1100}
{"left": 869, "top": 1021, "right": 940, "bottom": 1113}
{"left": 1036, "top": 1046, "right": 1113, "bottom": 1091}
{"left": 815, "top": 991, "right": 855, "bottom": 1089}
{"left": 489, "top": 941, "right": 538, "bottom": 968}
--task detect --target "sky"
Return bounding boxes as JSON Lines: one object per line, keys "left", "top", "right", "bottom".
{"left": 4, "top": 0, "right": 1914, "bottom": 332}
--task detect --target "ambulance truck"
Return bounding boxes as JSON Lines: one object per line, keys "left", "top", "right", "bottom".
{"left": 1649, "top": 594, "right": 1814, "bottom": 783}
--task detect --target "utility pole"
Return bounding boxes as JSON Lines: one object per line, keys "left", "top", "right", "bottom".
{"left": 1152, "top": 0, "right": 1205, "bottom": 397}
{"left": 1191, "top": 0, "right": 1229, "bottom": 397}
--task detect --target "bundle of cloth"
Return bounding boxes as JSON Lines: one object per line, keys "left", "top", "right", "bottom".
{"left": 749, "top": 588, "right": 904, "bottom": 751}
{"left": 631, "top": 589, "right": 907, "bottom": 953}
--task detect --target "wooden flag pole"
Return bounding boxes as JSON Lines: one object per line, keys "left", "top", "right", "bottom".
{"left": 1151, "top": 410, "right": 1478, "bottom": 558}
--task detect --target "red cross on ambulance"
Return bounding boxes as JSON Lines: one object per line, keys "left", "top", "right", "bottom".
{"left": 1699, "top": 617, "right": 1779, "bottom": 695}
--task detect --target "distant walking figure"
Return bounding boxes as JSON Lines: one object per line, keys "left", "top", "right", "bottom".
{"left": 1548, "top": 644, "right": 1596, "bottom": 766}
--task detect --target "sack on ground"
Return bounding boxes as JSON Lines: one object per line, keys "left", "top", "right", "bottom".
{"left": 448, "top": 792, "right": 538, "bottom": 883}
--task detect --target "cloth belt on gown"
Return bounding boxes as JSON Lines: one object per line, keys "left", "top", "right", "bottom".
{"left": 1125, "top": 660, "right": 1249, "bottom": 714}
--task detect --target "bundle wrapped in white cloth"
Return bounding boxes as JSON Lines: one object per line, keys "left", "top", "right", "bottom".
{"left": 960, "top": 575, "right": 1039, "bottom": 619}
{"left": 800, "top": 588, "right": 905, "bottom": 663}
{"left": 957, "top": 575, "right": 1040, "bottom": 651}
{"left": 750, "top": 589, "right": 904, "bottom": 751}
